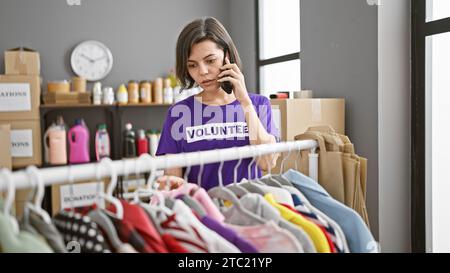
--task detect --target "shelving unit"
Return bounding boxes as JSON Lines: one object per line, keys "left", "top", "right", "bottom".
{"left": 39, "top": 102, "right": 172, "bottom": 212}
{"left": 39, "top": 103, "right": 171, "bottom": 162}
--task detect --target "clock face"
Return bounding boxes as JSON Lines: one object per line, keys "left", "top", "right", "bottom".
{"left": 70, "top": 40, "right": 113, "bottom": 81}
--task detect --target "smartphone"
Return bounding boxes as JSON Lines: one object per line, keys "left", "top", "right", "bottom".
{"left": 220, "top": 48, "right": 234, "bottom": 94}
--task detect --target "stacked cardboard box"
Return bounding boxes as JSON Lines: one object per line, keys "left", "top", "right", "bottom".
{"left": 43, "top": 91, "right": 91, "bottom": 105}
{"left": 0, "top": 48, "right": 42, "bottom": 169}
{"left": 268, "top": 98, "right": 345, "bottom": 174}
{"left": 0, "top": 124, "right": 12, "bottom": 169}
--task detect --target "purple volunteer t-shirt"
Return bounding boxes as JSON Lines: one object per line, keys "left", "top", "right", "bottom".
{"left": 156, "top": 92, "right": 279, "bottom": 190}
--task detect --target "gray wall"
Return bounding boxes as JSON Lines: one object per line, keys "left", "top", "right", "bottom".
{"left": 378, "top": 0, "right": 411, "bottom": 252}
{"left": 229, "top": 0, "right": 257, "bottom": 92}
{"left": 0, "top": 0, "right": 230, "bottom": 91}
{"left": 300, "top": 0, "right": 379, "bottom": 238}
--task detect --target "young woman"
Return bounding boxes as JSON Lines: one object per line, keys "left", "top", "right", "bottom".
{"left": 156, "top": 17, "right": 279, "bottom": 190}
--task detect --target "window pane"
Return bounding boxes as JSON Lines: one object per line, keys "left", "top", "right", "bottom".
{"left": 426, "top": 0, "right": 450, "bottom": 22}
{"left": 260, "top": 59, "right": 301, "bottom": 98}
{"left": 426, "top": 32, "right": 450, "bottom": 252}
{"left": 259, "top": 0, "right": 300, "bottom": 59}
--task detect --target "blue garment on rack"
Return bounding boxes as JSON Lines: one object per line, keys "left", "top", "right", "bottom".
{"left": 283, "top": 169, "right": 378, "bottom": 253}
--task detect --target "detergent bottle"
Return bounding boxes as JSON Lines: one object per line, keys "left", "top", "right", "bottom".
{"left": 95, "top": 124, "right": 110, "bottom": 161}
{"left": 68, "top": 118, "right": 90, "bottom": 164}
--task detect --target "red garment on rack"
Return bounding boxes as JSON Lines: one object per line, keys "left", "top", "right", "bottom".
{"left": 108, "top": 200, "right": 169, "bottom": 253}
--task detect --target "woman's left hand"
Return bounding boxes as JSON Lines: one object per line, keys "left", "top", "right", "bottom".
{"left": 217, "top": 57, "right": 251, "bottom": 105}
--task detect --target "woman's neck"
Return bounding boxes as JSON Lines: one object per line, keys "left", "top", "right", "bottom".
{"left": 196, "top": 88, "right": 236, "bottom": 106}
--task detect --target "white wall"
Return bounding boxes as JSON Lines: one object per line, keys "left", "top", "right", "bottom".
{"left": 378, "top": 0, "right": 411, "bottom": 252}
{"left": 428, "top": 31, "right": 450, "bottom": 253}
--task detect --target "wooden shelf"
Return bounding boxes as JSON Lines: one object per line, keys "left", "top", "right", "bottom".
{"left": 40, "top": 104, "right": 112, "bottom": 109}
{"left": 118, "top": 103, "right": 172, "bottom": 107}
{"left": 40, "top": 103, "right": 172, "bottom": 109}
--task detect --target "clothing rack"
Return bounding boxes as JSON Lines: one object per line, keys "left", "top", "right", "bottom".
{"left": 0, "top": 140, "right": 318, "bottom": 192}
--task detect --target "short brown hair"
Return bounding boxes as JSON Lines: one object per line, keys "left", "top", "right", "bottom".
{"left": 176, "top": 17, "right": 242, "bottom": 89}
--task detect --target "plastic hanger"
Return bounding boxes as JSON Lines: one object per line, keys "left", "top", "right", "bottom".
{"left": 1, "top": 168, "right": 20, "bottom": 234}
{"left": 279, "top": 143, "right": 293, "bottom": 175}
{"left": 87, "top": 160, "right": 124, "bottom": 251}
{"left": 197, "top": 150, "right": 205, "bottom": 187}
{"left": 24, "top": 166, "right": 53, "bottom": 225}
{"left": 95, "top": 158, "right": 124, "bottom": 220}
{"left": 208, "top": 150, "right": 265, "bottom": 223}
{"left": 256, "top": 146, "right": 284, "bottom": 188}
{"left": 67, "top": 164, "right": 77, "bottom": 212}
{"left": 176, "top": 152, "right": 207, "bottom": 216}
{"left": 207, "top": 149, "right": 265, "bottom": 224}
{"left": 267, "top": 143, "right": 301, "bottom": 187}
{"left": 122, "top": 154, "right": 171, "bottom": 215}
{"left": 238, "top": 146, "right": 267, "bottom": 195}
{"left": 183, "top": 152, "right": 191, "bottom": 182}
{"left": 226, "top": 147, "right": 250, "bottom": 197}
{"left": 118, "top": 159, "right": 132, "bottom": 198}
{"left": 271, "top": 144, "right": 302, "bottom": 186}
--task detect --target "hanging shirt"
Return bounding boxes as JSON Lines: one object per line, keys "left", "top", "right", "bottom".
{"left": 283, "top": 169, "right": 378, "bottom": 253}
{"left": 53, "top": 210, "right": 111, "bottom": 253}
{"left": 156, "top": 93, "right": 280, "bottom": 190}
{"left": 264, "top": 193, "right": 331, "bottom": 253}
{"left": 0, "top": 212, "right": 53, "bottom": 253}
{"left": 28, "top": 211, "right": 67, "bottom": 253}
{"left": 154, "top": 183, "right": 225, "bottom": 222}
{"left": 106, "top": 214, "right": 156, "bottom": 253}
{"left": 280, "top": 203, "right": 337, "bottom": 253}
{"left": 291, "top": 194, "right": 348, "bottom": 253}
{"left": 200, "top": 215, "right": 259, "bottom": 253}
{"left": 107, "top": 200, "right": 168, "bottom": 253}
{"left": 226, "top": 221, "right": 303, "bottom": 253}
{"left": 172, "top": 200, "right": 241, "bottom": 253}
{"left": 143, "top": 205, "right": 209, "bottom": 253}
{"left": 222, "top": 193, "right": 315, "bottom": 253}
{"left": 288, "top": 188, "right": 350, "bottom": 253}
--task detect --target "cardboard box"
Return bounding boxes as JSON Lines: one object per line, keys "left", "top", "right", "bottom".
{"left": 0, "top": 75, "right": 41, "bottom": 121}
{"left": 270, "top": 98, "right": 345, "bottom": 141}
{"left": 0, "top": 119, "right": 42, "bottom": 169}
{"left": 5, "top": 47, "right": 41, "bottom": 76}
{"left": 51, "top": 179, "right": 111, "bottom": 215}
{"left": 0, "top": 124, "right": 12, "bottom": 169}
{"left": 268, "top": 98, "right": 345, "bottom": 174}
{"left": 43, "top": 91, "right": 91, "bottom": 105}
{"left": 14, "top": 189, "right": 33, "bottom": 220}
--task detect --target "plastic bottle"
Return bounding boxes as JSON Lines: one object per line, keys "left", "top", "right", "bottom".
{"left": 43, "top": 122, "right": 56, "bottom": 164}
{"left": 93, "top": 82, "right": 102, "bottom": 105}
{"left": 102, "top": 86, "right": 115, "bottom": 105}
{"left": 168, "top": 69, "right": 178, "bottom": 88}
{"left": 149, "top": 129, "right": 159, "bottom": 157}
{"left": 68, "top": 118, "right": 90, "bottom": 164}
{"left": 127, "top": 80, "right": 139, "bottom": 104}
{"left": 153, "top": 78, "right": 163, "bottom": 104}
{"left": 116, "top": 84, "right": 128, "bottom": 105}
{"left": 95, "top": 124, "right": 110, "bottom": 161}
{"left": 146, "top": 130, "right": 152, "bottom": 154}
{"left": 123, "top": 123, "right": 136, "bottom": 158}
{"left": 44, "top": 115, "right": 67, "bottom": 165}
{"left": 163, "top": 78, "right": 173, "bottom": 104}
{"left": 139, "top": 81, "right": 152, "bottom": 103}
{"left": 136, "top": 129, "right": 149, "bottom": 156}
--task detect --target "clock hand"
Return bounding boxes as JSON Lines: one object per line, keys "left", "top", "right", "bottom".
{"left": 81, "top": 53, "right": 95, "bottom": 63}
{"left": 93, "top": 55, "right": 107, "bottom": 62}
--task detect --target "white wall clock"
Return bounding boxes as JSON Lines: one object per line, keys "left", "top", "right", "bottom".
{"left": 70, "top": 40, "right": 113, "bottom": 81}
